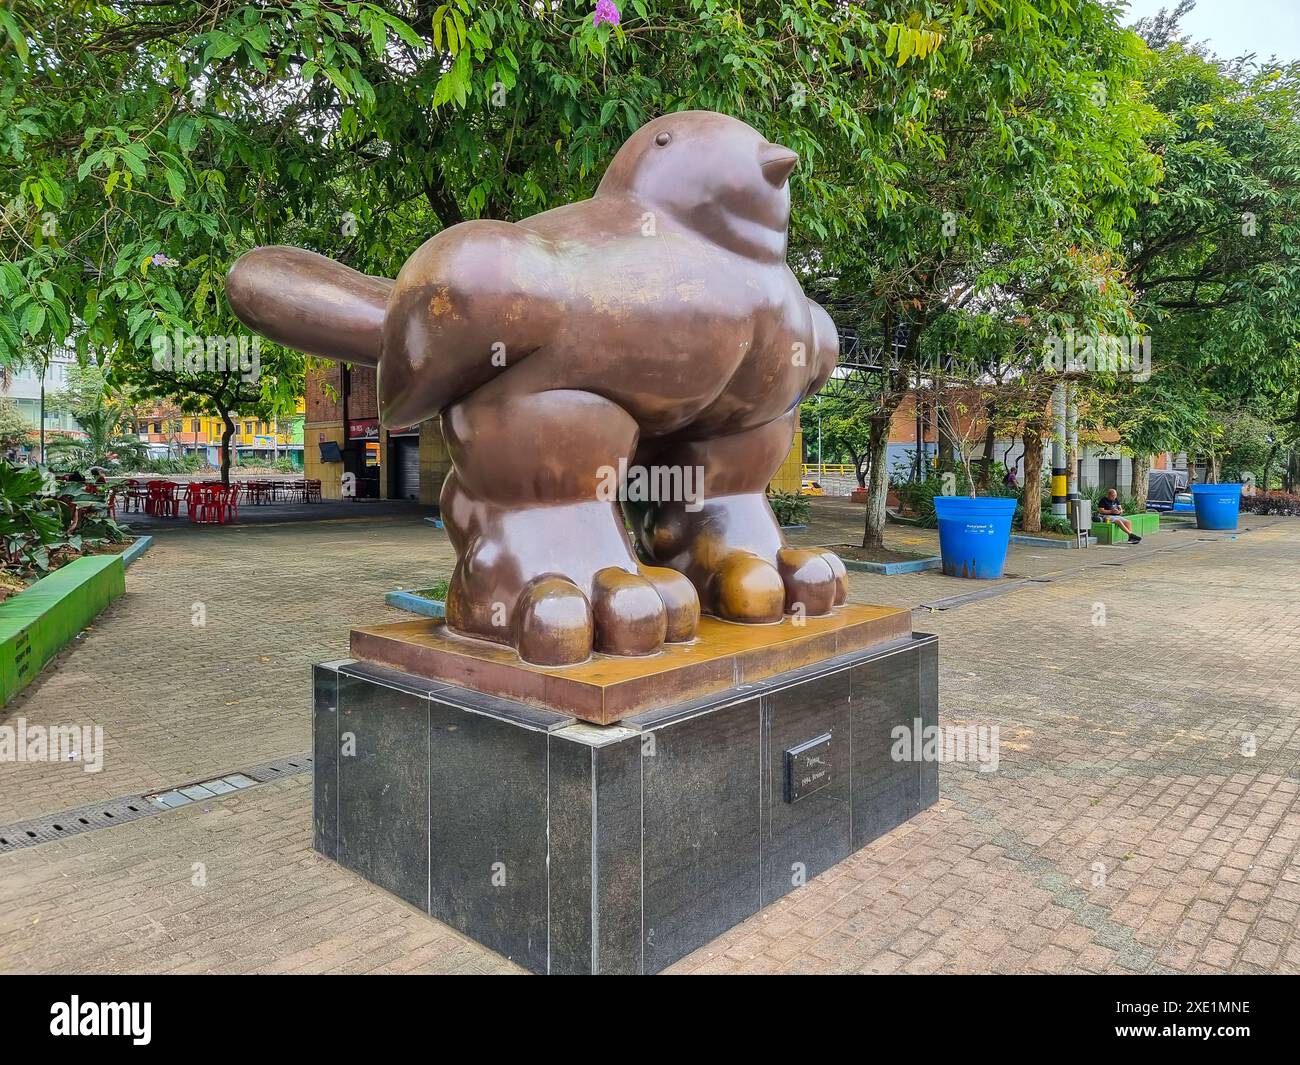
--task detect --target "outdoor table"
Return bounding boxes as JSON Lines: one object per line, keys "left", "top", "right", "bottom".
{"left": 186, "top": 483, "right": 241, "bottom": 524}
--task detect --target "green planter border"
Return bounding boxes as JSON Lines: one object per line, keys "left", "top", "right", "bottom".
{"left": 0, "top": 549, "right": 133, "bottom": 708}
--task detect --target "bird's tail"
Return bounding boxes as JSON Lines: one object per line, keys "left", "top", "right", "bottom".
{"left": 226, "top": 246, "right": 393, "bottom": 367}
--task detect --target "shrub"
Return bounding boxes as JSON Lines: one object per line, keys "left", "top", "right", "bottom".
{"left": 0, "top": 462, "right": 128, "bottom": 579}
{"left": 1240, "top": 491, "right": 1300, "bottom": 516}
{"left": 894, "top": 465, "right": 1021, "bottom": 529}
{"left": 768, "top": 490, "right": 811, "bottom": 527}
{"left": 1037, "top": 511, "right": 1073, "bottom": 535}
{"left": 236, "top": 455, "right": 298, "bottom": 473}
{"left": 138, "top": 453, "right": 209, "bottom": 475}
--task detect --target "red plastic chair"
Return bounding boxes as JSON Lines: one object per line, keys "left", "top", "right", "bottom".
{"left": 185, "top": 483, "right": 207, "bottom": 523}
{"left": 219, "top": 483, "right": 241, "bottom": 523}
{"left": 144, "top": 480, "right": 172, "bottom": 516}
{"left": 119, "top": 479, "right": 142, "bottom": 514}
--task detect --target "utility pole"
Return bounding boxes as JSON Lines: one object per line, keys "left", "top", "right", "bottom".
{"left": 816, "top": 396, "right": 823, "bottom": 482}
{"left": 1051, "top": 382, "right": 1068, "bottom": 518}
{"left": 1066, "top": 385, "right": 1079, "bottom": 503}
{"left": 38, "top": 344, "right": 49, "bottom": 465}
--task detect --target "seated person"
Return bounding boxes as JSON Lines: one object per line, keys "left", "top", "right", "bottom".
{"left": 1097, "top": 489, "right": 1141, "bottom": 543}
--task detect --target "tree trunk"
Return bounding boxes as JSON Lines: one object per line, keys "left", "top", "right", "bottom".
{"left": 220, "top": 411, "right": 235, "bottom": 487}
{"left": 1021, "top": 428, "right": 1044, "bottom": 533}
{"left": 935, "top": 375, "right": 954, "bottom": 468}
{"left": 851, "top": 448, "right": 869, "bottom": 488}
{"left": 861, "top": 412, "right": 892, "bottom": 548}
{"left": 1286, "top": 448, "right": 1299, "bottom": 493}
{"left": 1131, "top": 453, "right": 1150, "bottom": 508}
{"left": 1260, "top": 442, "right": 1278, "bottom": 493}
{"left": 977, "top": 415, "right": 996, "bottom": 489}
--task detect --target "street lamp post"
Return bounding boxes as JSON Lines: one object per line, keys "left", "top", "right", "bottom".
{"left": 817, "top": 400, "right": 823, "bottom": 483}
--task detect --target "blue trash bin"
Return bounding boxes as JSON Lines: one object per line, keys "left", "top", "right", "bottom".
{"left": 1190, "top": 483, "right": 1243, "bottom": 531}
{"left": 933, "top": 495, "right": 1018, "bottom": 579}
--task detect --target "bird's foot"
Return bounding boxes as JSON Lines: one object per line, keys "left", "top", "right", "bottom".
{"left": 499, "top": 565, "right": 699, "bottom": 665}
{"left": 704, "top": 547, "right": 847, "bottom": 623}
{"left": 446, "top": 543, "right": 699, "bottom": 666}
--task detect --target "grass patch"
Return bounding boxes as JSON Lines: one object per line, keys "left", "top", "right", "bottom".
{"left": 411, "top": 578, "right": 450, "bottom": 601}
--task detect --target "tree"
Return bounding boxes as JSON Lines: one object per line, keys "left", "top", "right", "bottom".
{"left": 44, "top": 361, "right": 148, "bottom": 470}
{"left": 1123, "top": 20, "right": 1300, "bottom": 485}
{"left": 0, "top": 398, "right": 32, "bottom": 454}
{"left": 800, "top": 387, "right": 876, "bottom": 488}
{"left": 2, "top": 1, "right": 956, "bottom": 482}
{"left": 1092, "top": 366, "right": 1214, "bottom": 504}
{"left": 809, "top": 0, "right": 1159, "bottom": 545}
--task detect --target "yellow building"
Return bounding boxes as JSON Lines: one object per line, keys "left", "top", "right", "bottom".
{"left": 140, "top": 398, "right": 306, "bottom": 462}
{"left": 769, "top": 429, "right": 804, "bottom": 494}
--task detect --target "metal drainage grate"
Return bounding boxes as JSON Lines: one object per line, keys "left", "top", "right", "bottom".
{"left": 919, "top": 581, "right": 1030, "bottom": 611}
{"left": 0, "top": 794, "right": 157, "bottom": 853}
{"left": 146, "top": 753, "right": 312, "bottom": 811}
{"left": 0, "top": 752, "right": 312, "bottom": 855}
{"left": 241, "top": 753, "right": 314, "bottom": 784}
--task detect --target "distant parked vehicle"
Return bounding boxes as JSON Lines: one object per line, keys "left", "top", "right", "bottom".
{"left": 1145, "top": 468, "right": 1186, "bottom": 511}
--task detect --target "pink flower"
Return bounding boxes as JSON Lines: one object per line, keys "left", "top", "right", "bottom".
{"left": 151, "top": 253, "right": 179, "bottom": 267}
{"left": 593, "top": 0, "right": 620, "bottom": 28}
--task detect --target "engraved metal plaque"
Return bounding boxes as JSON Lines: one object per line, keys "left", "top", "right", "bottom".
{"left": 783, "top": 732, "right": 833, "bottom": 803}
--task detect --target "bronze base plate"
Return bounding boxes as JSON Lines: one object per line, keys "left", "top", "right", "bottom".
{"left": 350, "top": 604, "right": 912, "bottom": 724}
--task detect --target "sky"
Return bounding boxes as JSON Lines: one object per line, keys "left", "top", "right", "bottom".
{"left": 1120, "top": 0, "right": 1300, "bottom": 62}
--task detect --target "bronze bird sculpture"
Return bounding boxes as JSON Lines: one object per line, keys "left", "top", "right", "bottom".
{"left": 227, "top": 111, "right": 846, "bottom": 665}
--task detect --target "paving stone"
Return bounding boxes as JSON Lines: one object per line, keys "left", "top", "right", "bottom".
{"left": 0, "top": 506, "right": 1296, "bottom": 974}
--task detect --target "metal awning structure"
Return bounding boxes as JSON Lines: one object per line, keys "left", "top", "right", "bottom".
{"left": 831, "top": 322, "right": 1011, "bottom": 382}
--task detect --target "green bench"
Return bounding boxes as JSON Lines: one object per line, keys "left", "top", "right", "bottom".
{"left": 1091, "top": 511, "right": 1159, "bottom": 544}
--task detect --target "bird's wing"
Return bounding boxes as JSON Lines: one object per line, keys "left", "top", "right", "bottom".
{"left": 806, "top": 298, "right": 840, "bottom": 395}
{"left": 226, "top": 246, "right": 392, "bottom": 367}
{"left": 377, "top": 220, "right": 566, "bottom": 426}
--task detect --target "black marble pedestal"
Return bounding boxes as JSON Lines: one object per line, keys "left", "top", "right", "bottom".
{"left": 313, "top": 632, "right": 938, "bottom": 974}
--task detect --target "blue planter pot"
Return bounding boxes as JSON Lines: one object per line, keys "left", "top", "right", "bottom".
{"left": 1191, "top": 483, "right": 1243, "bottom": 530}
{"left": 933, "top": 496, "right": 1018, "bottom": 579}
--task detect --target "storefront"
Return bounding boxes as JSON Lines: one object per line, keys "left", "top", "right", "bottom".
{"left": 345, "top": 418, "right": 382, "bottom": 498}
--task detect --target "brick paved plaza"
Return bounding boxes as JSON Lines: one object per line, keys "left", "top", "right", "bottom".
{"left": 0, "top": 502, "right": 1296, "bottom": 974}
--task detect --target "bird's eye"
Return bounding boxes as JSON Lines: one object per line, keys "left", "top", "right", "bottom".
{"left": 654, "top": 131, "right": 672, "bottom": 147}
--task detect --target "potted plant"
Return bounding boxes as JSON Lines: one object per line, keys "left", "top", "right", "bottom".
{"left": 1189, "top": 480, "right": 1243, "bottom": 530}
{"left": 926, "top": 383, "right": 1017, "bottom": 579}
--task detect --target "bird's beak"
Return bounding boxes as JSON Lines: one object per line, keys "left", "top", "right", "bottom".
{"left": 759, "top": 143, "right": 798, "bottom": 187}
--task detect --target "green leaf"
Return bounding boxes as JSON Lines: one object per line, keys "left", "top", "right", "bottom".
{"left": 76, "top": 150, "right": 107, "bottom": 182}
{"left": 0, "top": 9, "right": 29, "bottom": 65}
{"left": 21, "top": 303, "right": 46, "bottom": 337}
{"left": 204, "top": 31, "right": 243, "bottom": 62}
{"left": 164, "top": 168, "right": 186, "bottom": 200}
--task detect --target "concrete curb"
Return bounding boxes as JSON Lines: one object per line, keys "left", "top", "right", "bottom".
{"left": 1010, "top": 533, "right": 1099, "bottom": 549}
{"left": 385, "top": 590, "right": 447, "bottom": 618}
{"left": 839, "top": 555, "right": 943, "bottom": 575}
{"left": 0, "top": 554, "right": 126, "bottom": 707}
{"left": 122, "top": 535, "right": 154, "bottom": 568}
